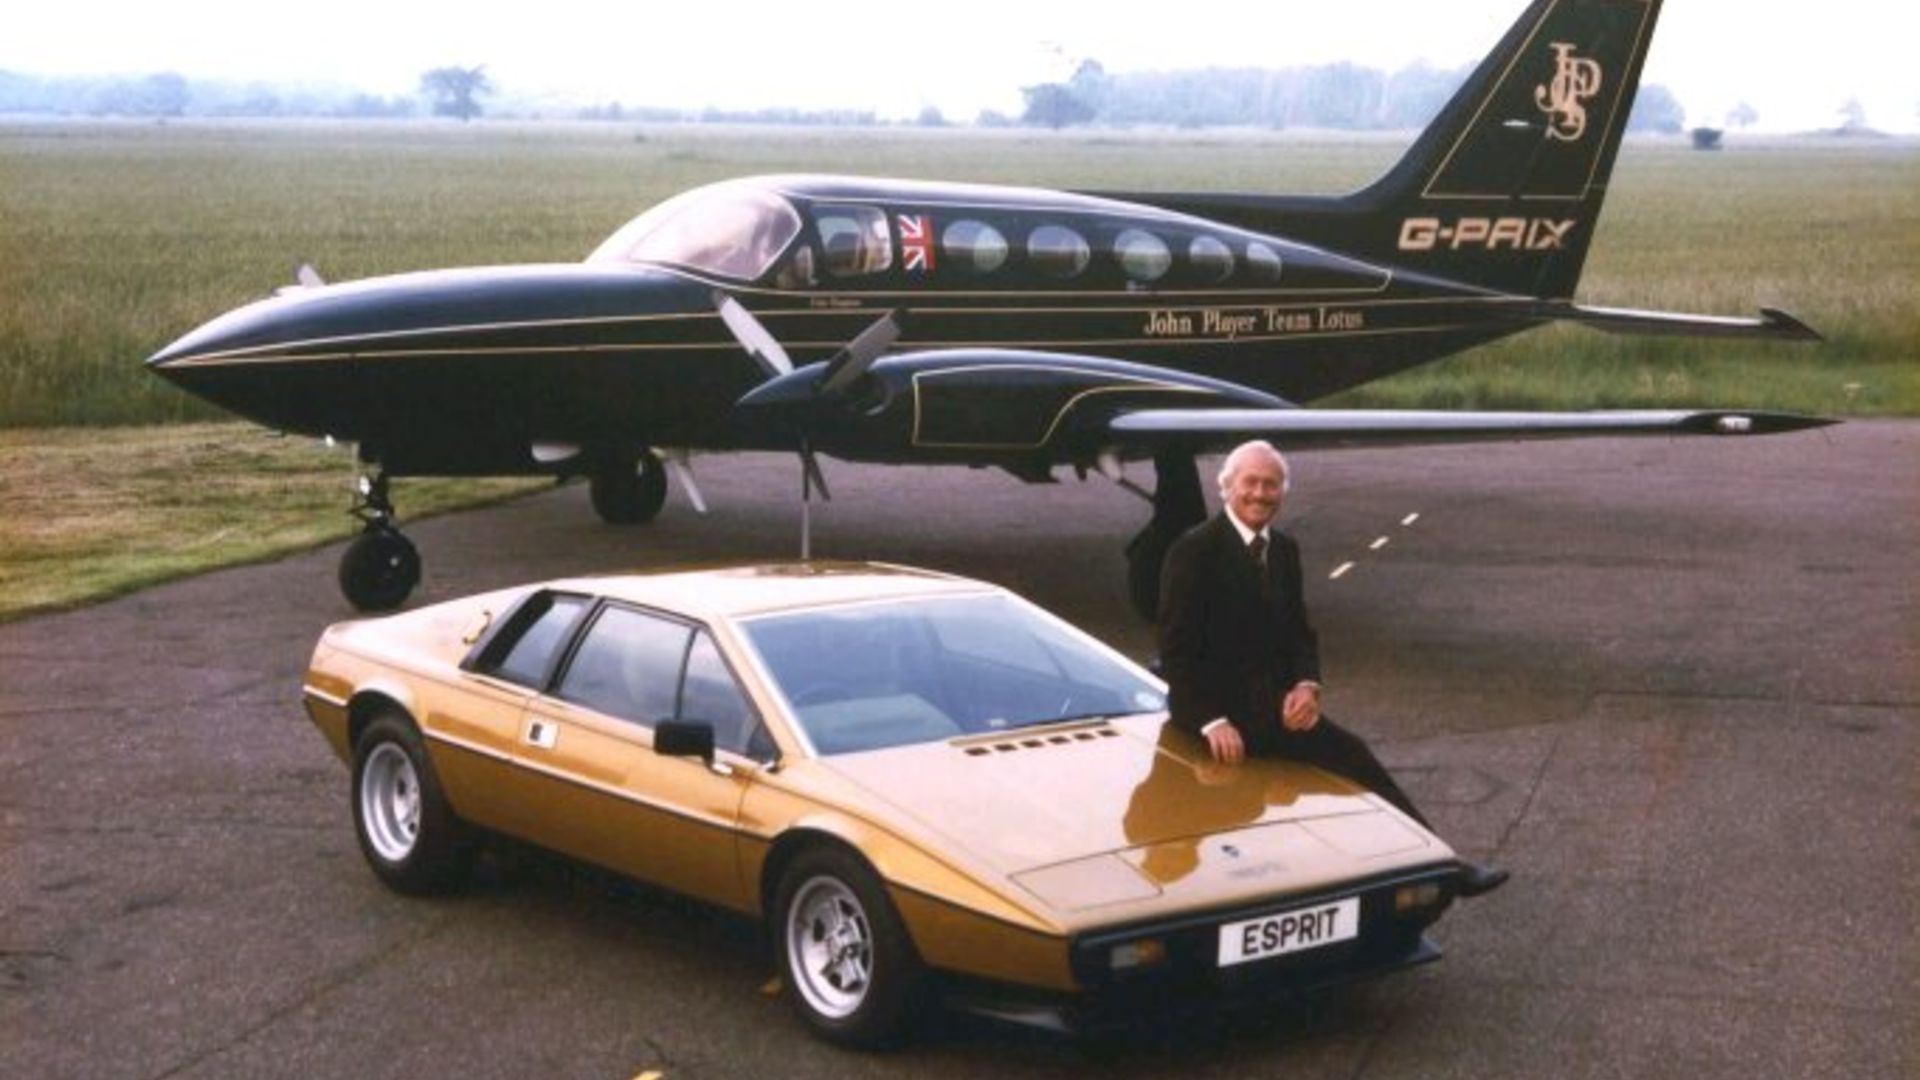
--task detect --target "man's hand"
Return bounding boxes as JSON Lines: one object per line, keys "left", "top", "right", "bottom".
{"left": 1281, "top": 682, "right": 1322, "bottom": 731}
{"left": 1203, "top": 721, "right": 1246, "bottom": 765}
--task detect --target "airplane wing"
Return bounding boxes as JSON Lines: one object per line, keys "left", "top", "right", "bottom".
{"left": 1104, "top": 405, "right": 1835, "bottom": 449}
{"left": 721, "top": 304, "right": 1836, "bottom": 462}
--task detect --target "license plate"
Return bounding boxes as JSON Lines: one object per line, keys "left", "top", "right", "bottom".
{"left": 1218, "top": 896, "right": 1360, "bottom": 967}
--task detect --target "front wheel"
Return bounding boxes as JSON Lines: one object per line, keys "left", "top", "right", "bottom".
{"left": 351, "top": 711, "right": 471, "bottom": 895}
{"left": 774, "top": 846, "right": 924, "bottom": 1048}
{"left": 339, "top": 527, "right": 420, "bottom": 611}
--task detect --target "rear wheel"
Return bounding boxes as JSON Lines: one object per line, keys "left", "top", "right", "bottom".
{"left": 774, "top": 846, "right": 924, "bottom": 1047}
{"left": 351, "top": 711, "right": 471, "bottom": 894}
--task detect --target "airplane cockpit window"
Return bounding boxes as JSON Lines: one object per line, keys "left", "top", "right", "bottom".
{"left": 1246, "top": 241, "right": 1285, "bottom": 283}
{"left": 1189, "top": 236, "right": 1235, "bottom": 283}
{"left": 814, "top": 205, "right": 893, "bottom": 278}
{"left": 1114, "top": 229, "right": 1172, "bottom": 283}
{"left": 942, "top": 219, "right": 1009, "bottom": 275}
{"left": 588, "top": 184, "right": 802, "bottom": 283}
{"left": 1027, "top": 225, "right": 1091, "bottom": 279}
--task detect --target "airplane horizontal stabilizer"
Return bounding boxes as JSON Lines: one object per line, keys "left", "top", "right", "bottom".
{"left": 1512, "top": 301, "right": 1823, "bottom": 341}
{"left": 1106, "top": 408, "right": 1836, "bottom": 449}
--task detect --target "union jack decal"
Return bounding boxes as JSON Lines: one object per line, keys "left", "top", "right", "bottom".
{"left": 898, "top": 214, "right": 935, "bottom": 273}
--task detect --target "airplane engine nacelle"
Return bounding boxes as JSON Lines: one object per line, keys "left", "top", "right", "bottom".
{"left": 734, "top": 348, "right": 1287, "bottom": 464}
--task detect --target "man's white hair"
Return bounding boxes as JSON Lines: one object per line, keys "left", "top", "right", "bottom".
{"left": 1216, "top": 439, "right": 1291, "bottom": 498}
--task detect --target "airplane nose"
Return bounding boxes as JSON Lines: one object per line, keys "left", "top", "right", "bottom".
{"left": 144, "top": 294, "right": 361, "bottom": 436}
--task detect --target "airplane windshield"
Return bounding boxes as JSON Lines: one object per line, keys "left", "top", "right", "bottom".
{"left": 588, "top": 183, "right": 802, "bottom": 282}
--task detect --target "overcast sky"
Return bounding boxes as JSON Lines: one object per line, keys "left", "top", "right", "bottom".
{"left": 6, "top": 0, "right": 1916, "bottom": 133}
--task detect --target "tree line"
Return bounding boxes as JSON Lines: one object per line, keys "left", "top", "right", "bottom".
{"left": 1017, "top": 59, "right": 1685, "bottom": 133}
{"left": 0, "top": 62, "right": 1687, "bottom": 133}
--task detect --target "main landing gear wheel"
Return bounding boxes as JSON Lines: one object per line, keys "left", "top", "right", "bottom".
{"left": 351, "top": 710, "right": 473, "bottom": 895}
{"left": 774, "top": 846, "right": 924, "bottom": 1048}
{"left": 590, "top": 449, "right": 668, "bottom": 525}
{"left": 1124, "top": 450, "right": 1206, "bottom": 621}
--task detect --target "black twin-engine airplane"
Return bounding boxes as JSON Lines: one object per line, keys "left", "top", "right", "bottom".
{"left": 150, "top": 0, "right": 1828, "bottom": 613}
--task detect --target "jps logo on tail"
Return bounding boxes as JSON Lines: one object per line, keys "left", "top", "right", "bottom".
{"left": 1534, "top": 42, "right": 1603, "bottom": 141}
{"left": 1398, "top": 217, "right": 1576, "bottom": 252}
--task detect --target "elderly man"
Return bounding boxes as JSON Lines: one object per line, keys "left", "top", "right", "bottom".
{"left": 1157, "top": 439, "right": 1507, "bottom": 897}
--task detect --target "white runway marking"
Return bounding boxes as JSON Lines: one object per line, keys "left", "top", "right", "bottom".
{"left": 1330, "top": 510, "right": 1422, "bottom": 581}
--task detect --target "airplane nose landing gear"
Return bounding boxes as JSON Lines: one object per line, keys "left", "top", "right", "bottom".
{"left": 339, "top": 472, "right": 421, "bottom": 612}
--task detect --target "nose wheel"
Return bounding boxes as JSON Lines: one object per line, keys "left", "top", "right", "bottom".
{"left": 338, "top": 472, "right": 421, "bottom": 612}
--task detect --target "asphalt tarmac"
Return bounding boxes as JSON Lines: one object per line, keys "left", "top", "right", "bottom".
{"left": 3, "top": 421, "right": 1914, "bottom": 1080}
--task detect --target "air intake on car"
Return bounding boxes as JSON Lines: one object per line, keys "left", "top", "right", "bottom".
{"left": 960, "top": 725, "right": 1120, "bottom": 756}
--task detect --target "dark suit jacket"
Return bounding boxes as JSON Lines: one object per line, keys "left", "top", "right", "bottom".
{"left": 1157, "top": 512, "right": 1321, "bottom": 752}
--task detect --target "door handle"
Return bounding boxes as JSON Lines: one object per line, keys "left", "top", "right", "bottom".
{"left": 524, "top": 718, "right": 559, "bottom": 750}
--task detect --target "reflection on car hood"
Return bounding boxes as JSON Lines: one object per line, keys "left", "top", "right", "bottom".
{"left": 821, "top": 715, "right": 1447, "bottom": 915}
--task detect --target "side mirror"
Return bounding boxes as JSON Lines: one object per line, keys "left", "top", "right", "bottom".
{"left": 654, "top": 720, "right": 716, "bottom": 762}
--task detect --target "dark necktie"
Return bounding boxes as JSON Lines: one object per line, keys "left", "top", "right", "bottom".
{"left": 1248, "top": 534, "right": 1269, "bottom": 591}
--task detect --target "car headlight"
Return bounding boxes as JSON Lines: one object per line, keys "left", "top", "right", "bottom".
{"left": 1394, "top": 881, "right": 1445, "bottom": 914}
{"left": 1109, "top": 938, "right": 1168, "bottom": 972}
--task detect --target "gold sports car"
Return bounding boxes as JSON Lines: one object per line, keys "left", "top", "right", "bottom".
{"left": 302, "top": 562, "right": 1467, "bottom": 1045}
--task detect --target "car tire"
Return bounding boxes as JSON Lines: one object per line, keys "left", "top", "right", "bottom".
{"left": 338, "top": 528, "right": 421, "bottom": 612}
{"left": 773, "top": 846, "right": 924, "bottom": 1048}
{"left": 590, "top": 451, "right": 667, "bottom": 525}
{"left": 351, "top": 711, "right": 472, "bottom": 895}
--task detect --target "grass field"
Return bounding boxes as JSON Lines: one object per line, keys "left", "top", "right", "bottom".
{"left": 0, "top": 423, "right": 541, "bottom": 620}
{"left": 0, "top": 120, "right": 1913, "bottom": 619}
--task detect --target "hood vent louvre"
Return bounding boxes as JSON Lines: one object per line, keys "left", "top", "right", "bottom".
{"left": 962, "top": 725, "right": 1119, "bottom": 757}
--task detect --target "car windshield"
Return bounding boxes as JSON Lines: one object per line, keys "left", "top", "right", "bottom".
{"left": 588, "top": 182, "right": 802, "bottom": 282}
{"left": 738, "top": 594, "right": 1166, "bottom": 756}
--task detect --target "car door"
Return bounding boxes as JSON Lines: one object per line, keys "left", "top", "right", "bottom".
{"left": 429, "top": 590, "right": 593, "bottom": 832}
{"left": 511, "top": 602, "right": 765, "bottom": 910}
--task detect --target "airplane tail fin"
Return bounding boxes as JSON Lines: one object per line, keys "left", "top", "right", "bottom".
{"left": 1344, "top": 0, "right": 1663, "bottom": 298}
{"left": 1130, "top": 0, "right": 1665, "bottom": 301}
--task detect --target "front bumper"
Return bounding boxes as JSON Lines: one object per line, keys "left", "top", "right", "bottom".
{"left": 946, "top": 864, "right": 1459, "bottom": 1033}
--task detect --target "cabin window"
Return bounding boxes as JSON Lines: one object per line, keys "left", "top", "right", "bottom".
{"left": 1114, "top": 228, "right": 1172, "bottom": 283}
{"left": 1027, "top": 225, "right": 1091, "bottom": 279}
{"left": 814, "top": 205, "right": 893, "bottom": 278}
{"left": 942, "top": 219, "right": 1009, "bottom": 276}
{"left": 588, "top": 184, "right": 802, "bottom": 283}
{"left": 1246, "top": 241, "right": 1284, "bottom": 283}
{"left": 1189, "top": 236, "right": 1235, "bottom": 283}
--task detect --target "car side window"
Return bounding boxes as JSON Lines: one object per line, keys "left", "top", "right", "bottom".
{"left": 554, "top": 605, "right": 691, "bottom": 727}
{"left": 680, "top": 630, "right": 761, "bottom": 756}
{"left": 483, "top": 593, "right": 591, "bottom": 688}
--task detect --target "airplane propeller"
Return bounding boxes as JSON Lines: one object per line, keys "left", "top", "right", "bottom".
{"left": 713, "top": 292, "right": 902, "bottom": 558}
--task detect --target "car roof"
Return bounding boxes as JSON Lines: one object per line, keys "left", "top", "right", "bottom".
{"left": 546, "top": 561, "right": 997, "bottom": 621}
